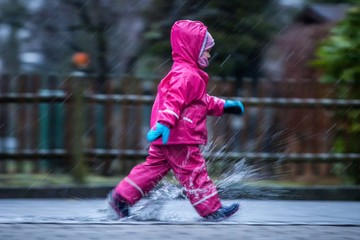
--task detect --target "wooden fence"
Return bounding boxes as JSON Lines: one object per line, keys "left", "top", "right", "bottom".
{"left": 0, "top": 73, "right": 359, "bottom": 181}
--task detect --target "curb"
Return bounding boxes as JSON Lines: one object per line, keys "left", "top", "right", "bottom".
{"left": 1, "top": 186, "right": 360, "bottom": 200}
{"left": 0, "top": 186, "right": 112, "bottom": 199}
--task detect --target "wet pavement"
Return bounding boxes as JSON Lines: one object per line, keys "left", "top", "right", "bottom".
{"left": 1, "top": 199, "right": 360, "bottom": 239}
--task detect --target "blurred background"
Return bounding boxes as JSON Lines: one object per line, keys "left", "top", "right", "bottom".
{"left": 0, "top": 0, "right": 359, "bottom": 190}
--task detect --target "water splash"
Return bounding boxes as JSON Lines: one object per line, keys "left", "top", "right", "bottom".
{"left": 126, "top": 156, "right": 275, "bottom": 221}
{"left": 215, "top": 158, "right": 259, "bottom": 198}
{"left": 107, "top": 134, "right": 287, "bottom": 221}
{"left": 127, "top": 176, "right": 187, "bottom": 221}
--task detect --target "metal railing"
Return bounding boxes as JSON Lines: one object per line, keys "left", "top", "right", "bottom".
{"left": 1, "top": 92, "right": 360, "bottom": 108}
{"left": 1, "top": 93, "right": 360, "bottom": 164}
{"left": 1, "top": 149, "right": 360, "bottom": 163}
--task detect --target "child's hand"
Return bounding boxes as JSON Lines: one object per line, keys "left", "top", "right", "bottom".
{"left": 146, "top": 122, "right": 170, "bottom": 144}
{"left": 224, "top": 100, "right": 245, "bottom": 115}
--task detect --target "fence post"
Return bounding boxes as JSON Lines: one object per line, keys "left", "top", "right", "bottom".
{"left": 68, "top": 72, "right": 88, "bottom": 184}
{"left": 102, "top": 77, "right": 113, "bottom": 176}
{"left": 15, "top": 74, "right": 28, "bottom": 173}
{"left": 0, "top": 75, "right": 10, "bottom": 173}
{"left": 29, "top": 74, "right": 41, "bottom": 173}
{"left": 116, "top": 76, "right": 144, "bottom": 174}
{"left": 38, "top": 75, "right": 64, "bottom": 172}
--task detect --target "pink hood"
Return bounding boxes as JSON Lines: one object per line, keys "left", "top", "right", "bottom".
{"left": 150, "top": 20, "right": 225, "bottom": 145}
{"left": 171, "top": 20, "right": 207, "bottom": 67}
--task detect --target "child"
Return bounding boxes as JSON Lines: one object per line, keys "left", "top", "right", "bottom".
{"left": 108, "top": 20, "right": 245, "bottom": 221}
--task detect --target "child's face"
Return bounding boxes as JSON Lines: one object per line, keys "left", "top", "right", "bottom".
{"left": 202, "top": 48, "right": 212, "bottom": 60}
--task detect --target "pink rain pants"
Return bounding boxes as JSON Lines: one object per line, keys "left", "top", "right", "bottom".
{"left": 114, "top": 144, "right": 222, "bottom": 217}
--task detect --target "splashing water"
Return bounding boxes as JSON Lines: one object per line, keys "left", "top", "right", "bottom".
{"left": 121, "top": 156, "right": 273, "bottom": 221}
{"left": 128, "top": 179, "right": 187, "bottom": 221}
{"left": 216, "top": 158, "right": 259, "bottom": 198}
{"left": 106, "top": 134, "right": 286, "bottom": 221}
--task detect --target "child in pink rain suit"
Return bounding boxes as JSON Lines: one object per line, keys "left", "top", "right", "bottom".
{"left": 108, "top": 20, "right": 244, "bottom": 221}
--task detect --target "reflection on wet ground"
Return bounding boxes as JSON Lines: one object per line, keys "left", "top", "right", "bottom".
{"left": 1, "top": 199, "right": 359, "bottom": 225}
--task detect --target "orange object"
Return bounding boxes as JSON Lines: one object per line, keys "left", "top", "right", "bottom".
{"left": 72, "top": 52, "right": 90, "bottom": 68}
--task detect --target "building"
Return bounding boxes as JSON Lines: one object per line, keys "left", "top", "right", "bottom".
{"left": 261, "top": 3, "right": 351, "bottom": 181}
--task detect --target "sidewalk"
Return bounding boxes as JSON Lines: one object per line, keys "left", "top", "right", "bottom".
{"left": 1, "top": 199, "right": 360, "bottom": 224}
{"left": 1, "top": 224, "right": 359, "bottom": 240}
{"left": 1, "top": 199, "right": 360, "bottom": 240}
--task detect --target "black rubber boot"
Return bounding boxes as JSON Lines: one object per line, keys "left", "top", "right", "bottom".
{"left": 204, "top": 203, "right": 239, "bottom": 221}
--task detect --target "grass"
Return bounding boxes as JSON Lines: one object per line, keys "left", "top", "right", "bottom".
{"left": 0, "top": 173, "right": 122, "bottom": 187}
{"left": 0, "top": 160, "right": 123, "bottom": 187}
{"left": 0, "top": 160, "right": 349, "bottom": 187}
{"left": 0, "top": 172, "right": 348, "bottom": 188}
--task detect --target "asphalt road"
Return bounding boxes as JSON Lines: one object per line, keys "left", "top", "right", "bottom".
{"left": 1, "top": 199, "right": 359, "bottom": 239}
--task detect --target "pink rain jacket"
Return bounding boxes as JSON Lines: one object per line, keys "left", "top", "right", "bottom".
{"left": 150, "top": 20, "right": 225, "bottom": 145}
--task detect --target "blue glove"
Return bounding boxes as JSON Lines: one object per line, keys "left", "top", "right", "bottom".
{"left": 224, "top": 100, "right": 245, "bottom": 114}
{"left": 146, "top": 122, "right": 170, "bottom": 144}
